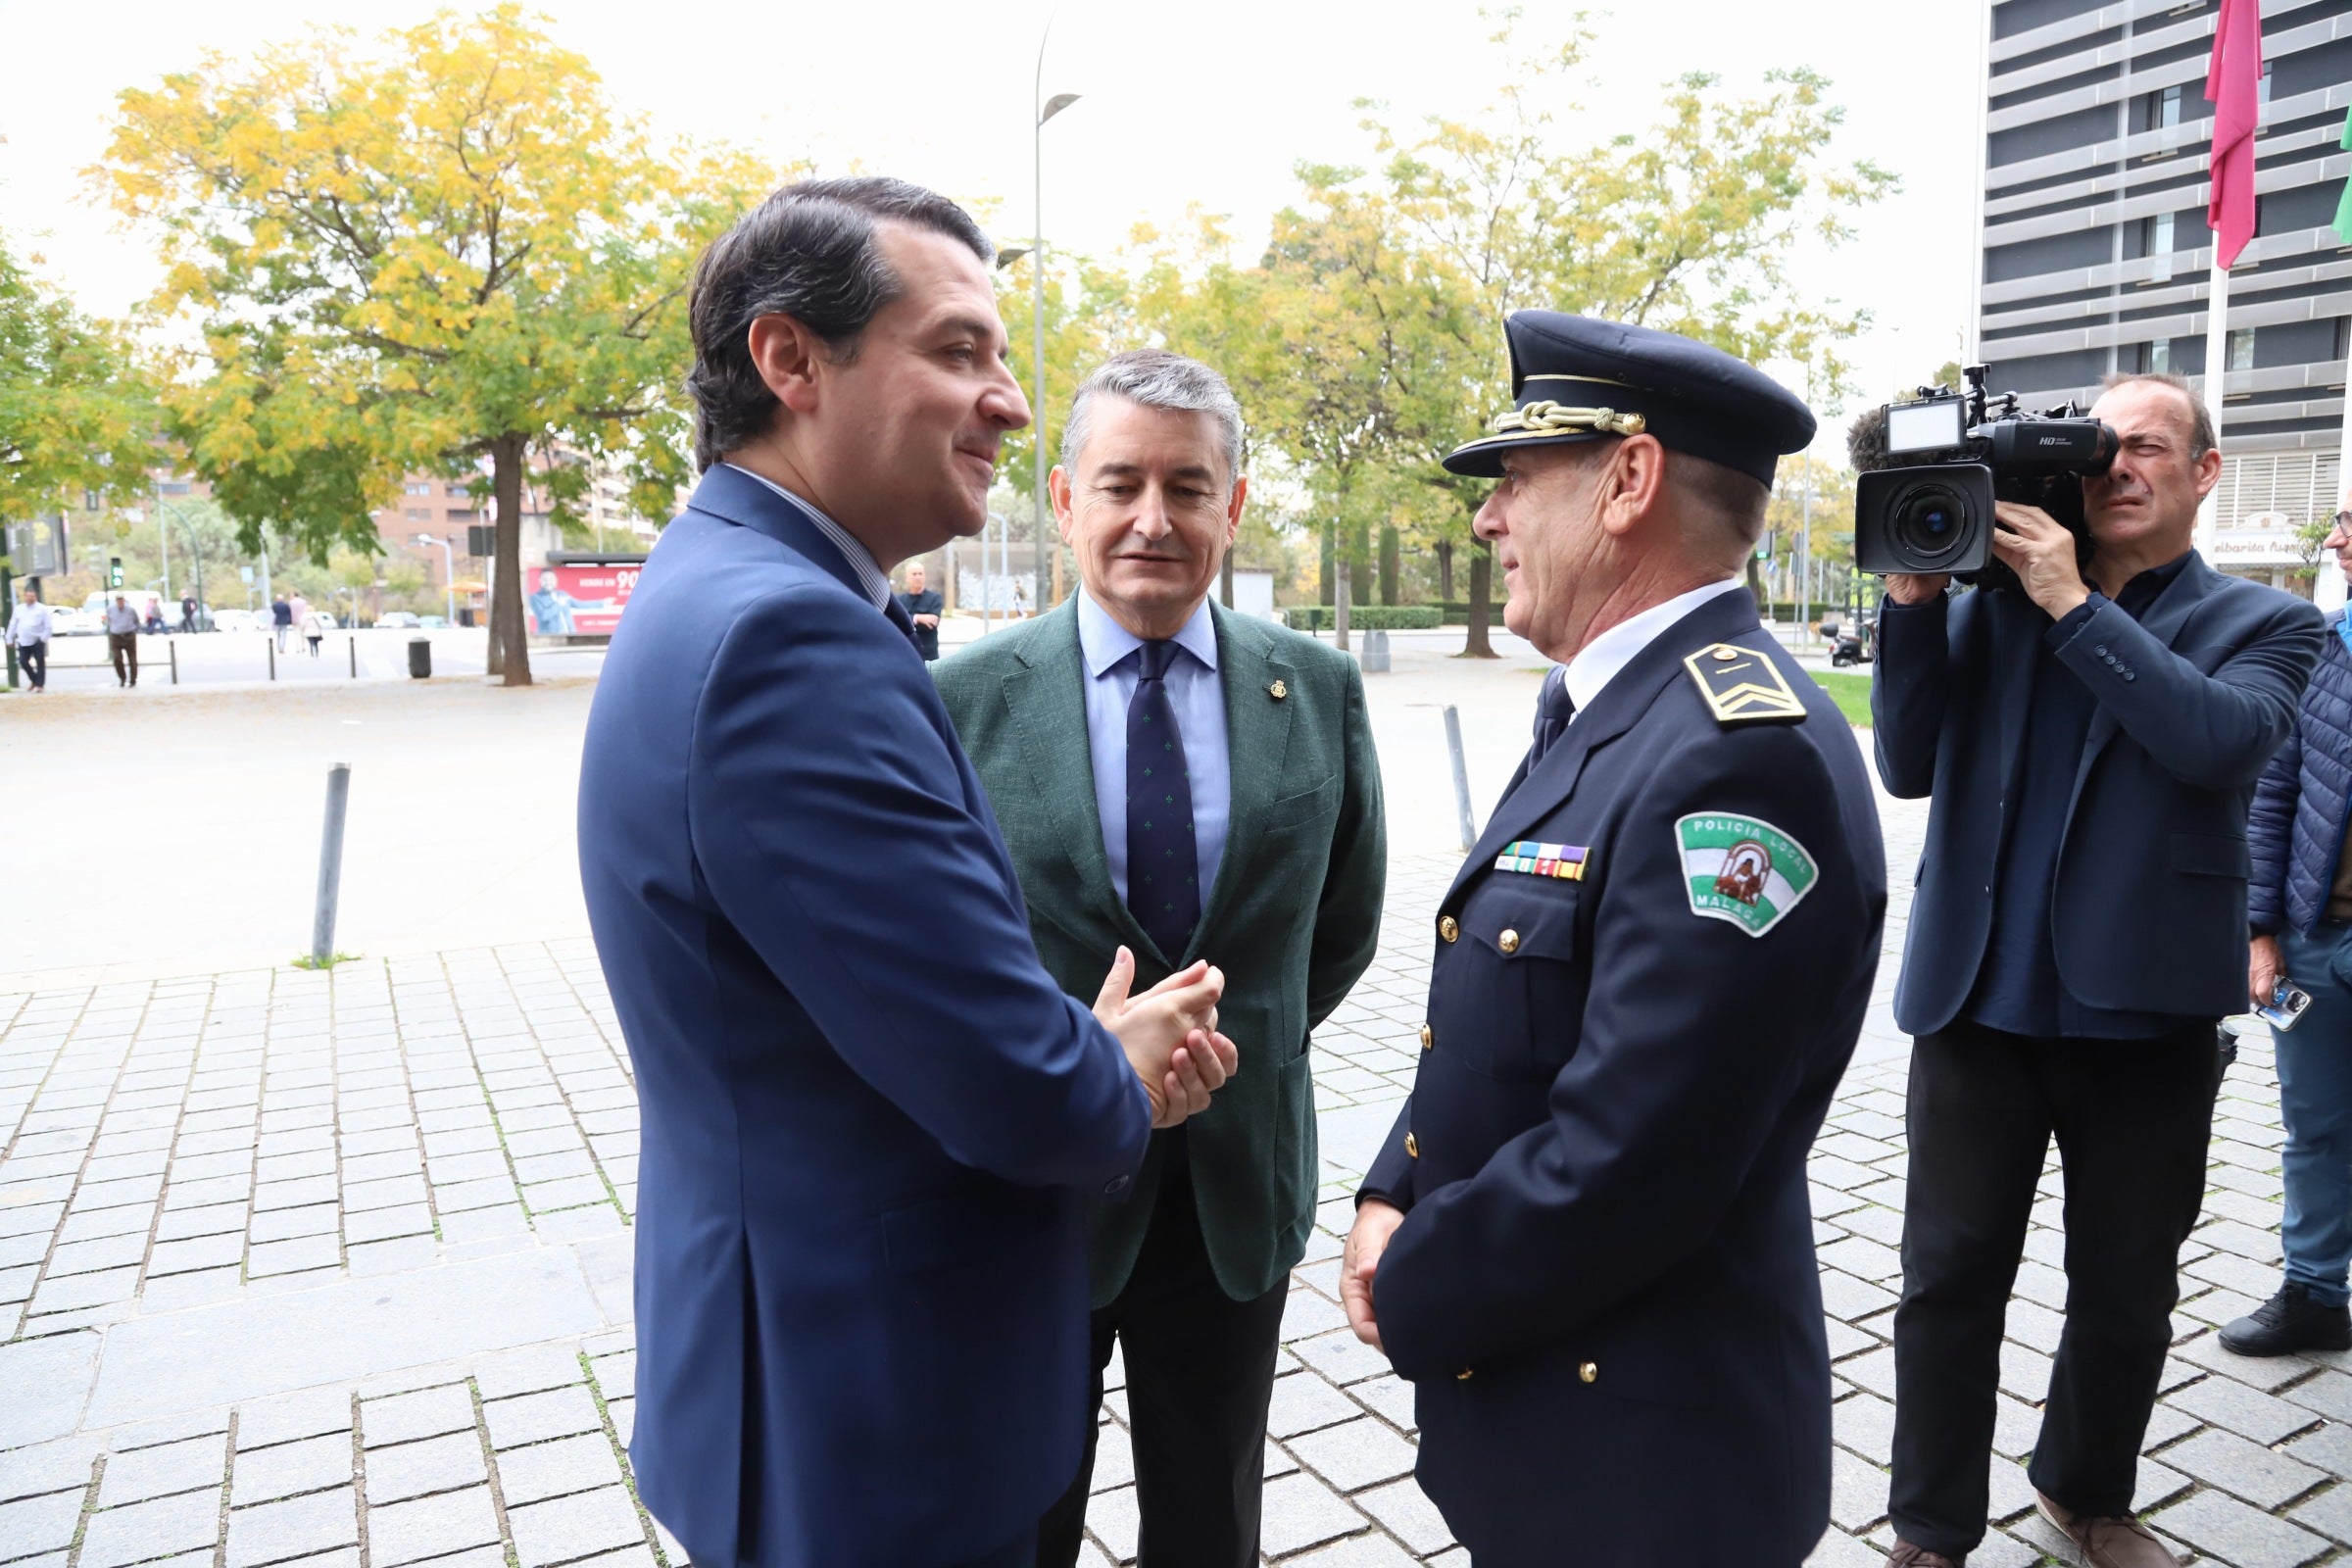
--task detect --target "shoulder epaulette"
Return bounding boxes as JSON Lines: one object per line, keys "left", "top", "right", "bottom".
{"left": 1683, "top": 643, "right": 1807, "bottom": 726}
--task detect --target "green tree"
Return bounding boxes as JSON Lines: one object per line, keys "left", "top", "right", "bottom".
{"left": 0, "top": 232, "right": 155, "bottom": 527}
{"left": 96, "top": 5, "right": 763, "bottom": 684}
{"left": 1275, "top": 13, "right": 1896, "bottom": 654}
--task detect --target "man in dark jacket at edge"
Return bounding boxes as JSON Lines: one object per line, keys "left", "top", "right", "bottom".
{"left": 1871, "top": 372, "right": 2324, "bottom": 1568}
{"left": 2239, "top": 499, "right": 2352, "bottom": 1358}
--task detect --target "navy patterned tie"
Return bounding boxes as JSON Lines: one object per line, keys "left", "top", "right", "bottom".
{"left": 1127, "top": 639, "right": 1200, "bottom": 959}
{"left": 1528, "top": 665, "right": 1576, "bottom": 764}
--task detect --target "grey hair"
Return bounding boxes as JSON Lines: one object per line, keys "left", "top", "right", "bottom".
{"left": 685, "top": 176, "right": 993, "bottom": 471}
{"left": 1060, "top": 350, "right": 1245, "bottom": 488}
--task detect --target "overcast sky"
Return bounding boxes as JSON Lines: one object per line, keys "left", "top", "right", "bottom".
{"left": 0, "top": 0, "right": 1986, "bottom": 459}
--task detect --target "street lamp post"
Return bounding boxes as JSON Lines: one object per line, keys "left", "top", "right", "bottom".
{"left": 155, "top": 496, "right": 202, "bottom": 625}
{"left": 414, "top": 534, "right": 457, "bottom": 627}
{"left": 1029, "top": 25, "right": 1080, "bottom": 614}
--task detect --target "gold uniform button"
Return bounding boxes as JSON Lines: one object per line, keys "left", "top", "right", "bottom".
{"left": 1404, "top": 1132, "right": 1419, "bottom": 1158}
{"left": 1439, "top": 916, "right": 1459, "bottom": 943}
{"left": 1498, "top": 928, "right": 1521, "bottom": 955}
{"left": 1579, "top": 1361, "right": 1598, "bottom": 1384}
{"left": 1419, "top": 1024, "right": 1433, "bottom": 1051}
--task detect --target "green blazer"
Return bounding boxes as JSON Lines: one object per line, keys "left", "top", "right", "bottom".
{"left": 935, "top": 598, "right": 1386, "bottom": 1304}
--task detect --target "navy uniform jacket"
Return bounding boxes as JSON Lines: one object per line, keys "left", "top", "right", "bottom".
{"left": 576, "top": 466, "right": 1152, "bottom": 1568}
{"left": 1872, "top": 555, "right": 2324, "bottom": 1035}
{"left": 1362, "top": 589, "right": 1886, "bottom": 1566}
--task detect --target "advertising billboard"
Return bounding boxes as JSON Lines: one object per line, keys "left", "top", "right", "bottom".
{"left": 524, "top": 562, "right": 639, "bottom": 637}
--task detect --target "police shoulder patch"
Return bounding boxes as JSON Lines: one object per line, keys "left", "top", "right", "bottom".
{"left": 1674, "top": 812, "right": 1819, "bottom": 937}
{"left": 1683, "top": 643, "right": 1806, "bottom": 725}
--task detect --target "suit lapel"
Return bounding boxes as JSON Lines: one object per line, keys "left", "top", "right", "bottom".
{"left": 1992, "top": 589, "right": 2041, "bottom": 799}
{"left": 1447, "top": 589, "right": 1763, "bottom": 908}
{"left": 2075, "top": 551, "right": 2214, "bottom": 784}
{"left": 999, "top": 602, "right": 1163, "bottom": 961}
{"left": 1190, "top": 605, "right": 1295, "bottom": 956}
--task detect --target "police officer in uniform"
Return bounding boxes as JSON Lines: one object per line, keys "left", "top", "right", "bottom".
{"left": 1342, "top": 313, "right": 1888, "bottom": 1566}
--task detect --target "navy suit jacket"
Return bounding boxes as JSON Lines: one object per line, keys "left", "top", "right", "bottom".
{"left": 1872, "top": 554, "right": 2324, "bottom": 1036}
{"left": 577, "top": 466, "right": 1152, "bottom": 1568}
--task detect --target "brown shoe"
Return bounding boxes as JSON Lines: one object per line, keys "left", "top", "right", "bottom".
{"left": 2034, "top": 1490, "right": 2180, "bottom": 1568}
{"left": 1883, "top": 1544, "right": 1964, "bottom": 1567}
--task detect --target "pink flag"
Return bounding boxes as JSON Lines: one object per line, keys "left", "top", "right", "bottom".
{"left": 2206, "top": 0, "right": 2262, "bottom": 269}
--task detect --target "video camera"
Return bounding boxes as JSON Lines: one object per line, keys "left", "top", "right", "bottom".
{"left": 1850, "top": 365, "right": 2118, "bottom": 583}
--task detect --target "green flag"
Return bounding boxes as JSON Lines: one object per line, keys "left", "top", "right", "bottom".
{"left": 2337, "top": 103, "right": 2352, "bottom": 246}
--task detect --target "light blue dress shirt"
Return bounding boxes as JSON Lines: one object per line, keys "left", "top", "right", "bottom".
{"left": 1077, "top": 590, "right": 1231, "bottom": 909}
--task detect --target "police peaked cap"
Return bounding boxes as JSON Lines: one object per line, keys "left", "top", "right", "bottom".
{"left": 1442, "top": 312, "right": 1818, "bottom": 488}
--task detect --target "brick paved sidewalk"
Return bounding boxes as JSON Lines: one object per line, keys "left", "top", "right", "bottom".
{"left": 6, "top": 844, "right": 2352, "bottom": 1567}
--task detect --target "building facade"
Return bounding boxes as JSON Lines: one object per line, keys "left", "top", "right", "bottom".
{"left": 1976, "top": 0, "right": 2352, "bottom": 582}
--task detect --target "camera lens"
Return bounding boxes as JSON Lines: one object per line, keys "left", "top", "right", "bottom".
{"left": 1891, "top": 483, "right": 1972, "bottom": 564}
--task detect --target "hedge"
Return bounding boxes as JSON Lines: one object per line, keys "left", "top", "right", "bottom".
{"left": 1280, "top": 606, "right": 1444, "bottom": 632}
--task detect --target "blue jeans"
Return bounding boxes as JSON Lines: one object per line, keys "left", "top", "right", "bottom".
{"left": 2277, "top": 922, "right": 2352, "bottom": 1305}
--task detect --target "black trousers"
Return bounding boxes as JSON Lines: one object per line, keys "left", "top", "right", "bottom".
{"left": 109, "top": 632, "right": 137, "bottom": 685}
{"left": 1036, "top": 1135, "right": 1289, "bottom": 1568}
{"left": 1887, "top": 1019, "right": 2219, "bottom": 1555}
{"left": 18, "top": 639, "right": 45, "bottom": 689}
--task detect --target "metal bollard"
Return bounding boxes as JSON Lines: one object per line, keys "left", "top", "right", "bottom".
{"left": 268, "top": 635, "right": 276, "bottom": 681}
{"left": 1443, "top": 705, "right": 1477, "bottom": 853}
{"left": 349, "top": 635, "right": 358, "bottom": 679}
{"left": 312, "top": 763, "right": 352, "bottom": 965}
{"left": 169, "top": 640, "right": 178, "bottom": 686}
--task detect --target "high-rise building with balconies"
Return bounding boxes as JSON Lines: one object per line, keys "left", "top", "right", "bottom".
{"left": 1976, "top": 0, "right": 2352, "bottom": 584}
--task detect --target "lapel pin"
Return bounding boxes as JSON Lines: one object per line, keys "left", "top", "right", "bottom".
{"left": 1269, "top": 680, "right": 1288, "bottom": 701}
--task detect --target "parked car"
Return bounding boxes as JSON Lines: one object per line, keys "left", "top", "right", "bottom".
{"left": 49, "top": 606, "right": 102, "bottom": 636}
{"left": 377, "top": 612, "right": 421, "bottom": 629}
{"left": 211, "top": 609, "right": 261, "bottom": 633}
{"left": 417, "top": 615, "right": 449, "bottom": 629}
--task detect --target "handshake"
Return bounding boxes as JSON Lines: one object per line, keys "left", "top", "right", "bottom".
{"left": 1092, "top": 947, "right": 1240, "bottom": 1128}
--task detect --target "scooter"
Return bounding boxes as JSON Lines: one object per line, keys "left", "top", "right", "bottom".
{"left": 1825, "top": 616, "right": 1873, "bottom": 667}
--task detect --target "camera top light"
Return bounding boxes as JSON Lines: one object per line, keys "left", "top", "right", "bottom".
{"left": 1885, "top": 399, "right": 1964, "bottom": 456}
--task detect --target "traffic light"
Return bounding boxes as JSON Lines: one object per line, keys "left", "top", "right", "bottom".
{"left": 108, "top": 557, "right": 123, "bottom": 588}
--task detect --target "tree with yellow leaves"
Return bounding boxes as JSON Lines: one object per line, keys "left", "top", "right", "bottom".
{"left": 95, "top": 5, "right": 764, "bottom": 683}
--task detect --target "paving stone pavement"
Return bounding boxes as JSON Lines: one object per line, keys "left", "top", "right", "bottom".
{"left": 5, "top": 793, "right": 2351, "bottom": 1567}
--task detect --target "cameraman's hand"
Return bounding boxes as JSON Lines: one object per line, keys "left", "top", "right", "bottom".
{"left": 2251, "top": 934, "right": 2282, "bottom": 1011}
{"left": 1990, "top": 502, "right": 2091, "bottom": 620}
{"left": 1885, "top": 573, "right": 1951, "bottom": 607}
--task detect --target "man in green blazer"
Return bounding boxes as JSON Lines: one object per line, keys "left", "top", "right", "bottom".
{"left": 936, "top": 350, "right": 1386, "bottom": 1568}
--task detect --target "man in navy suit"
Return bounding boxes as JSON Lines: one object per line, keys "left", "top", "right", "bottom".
{"left": 1871, "top": 374, "right": 2324, "bottom": 1568}
{"left": 577, "top": 177, "right": 1240, "bottom": 1568}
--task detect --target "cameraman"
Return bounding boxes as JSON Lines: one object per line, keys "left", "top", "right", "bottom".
{"left": 1871, "top": 373, "right": 2324, "bottom": 1568}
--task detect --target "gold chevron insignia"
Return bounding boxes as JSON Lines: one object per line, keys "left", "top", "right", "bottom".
{"left": 1683, "top": 644, "right": 1807, "bottom": 726}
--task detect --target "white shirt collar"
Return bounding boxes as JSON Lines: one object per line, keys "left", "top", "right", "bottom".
{"left": 1559, "top": 577, "right": 1747, "bottom": 715}
{"left": 1076, "top": 589, "right": 1219, "bottom": 679}
{"left": 720, "top": 464, "right": 891, "bottom": 610}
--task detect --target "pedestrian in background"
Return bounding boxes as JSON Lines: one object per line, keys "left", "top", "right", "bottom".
{"left": 1870, "top": 372, "right": 2325, "bottom": 1568}
{"left": 141, "top": 598, "right": 165, "bottom": 634}
{"left": 105, "top": 593, "right": 141, "bottom": 688}
{"left": 2237, "top": 498, "right": 2352, "bottom": 1357}
{"left": 271, "top": 594, "right": 292, "bottom": 652}
{"left": 179, "top": 593, "right": 197, "bottom": 633}
{"left": 897, "top": 560, "right": 943, "bottom": 661}
{"left": 302, "top": 606, "right": 326, "bottom": 658}
{"left": 7, "top": 585, "right": 51, "bottom": 692}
